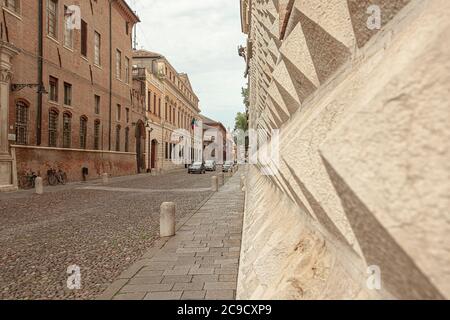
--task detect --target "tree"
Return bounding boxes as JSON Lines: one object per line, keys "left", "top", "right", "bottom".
{"left": 234, "top": 112, "right": 249, "bottom": 155}
{"left": 234, "top": 112, "right": 248, "bottom": 132}
{"left": 233, "top": 86, "right": 250, "bottom": 154}
{"left": 241, "top": 86, "right": 249, "bottom": 110}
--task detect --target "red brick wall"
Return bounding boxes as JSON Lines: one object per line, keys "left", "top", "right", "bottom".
{"left": 14, "top": 146, "right": 138, "bottom": 184}
{"left": 4, "top": 0, "right": 143, "bottom": 183}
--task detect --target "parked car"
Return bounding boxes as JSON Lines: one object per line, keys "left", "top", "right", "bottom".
{"left": 188, "top": 162, "right": 206, "bottom": 174}
{"left": 205, "top": 160, "right": 216, "bottom": 171}
{"left": 222, "top": 161, "right": 234, "bottom": 173}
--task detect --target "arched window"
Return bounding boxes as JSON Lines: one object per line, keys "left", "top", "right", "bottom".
{"left": 79, "top": 116, "right": 88, "bottom": 149}
{"left": 15, "top": 101, "right": 28, "bottom": 145}
{"left": 94, "top": 120, "right": 101, "bottom": 150}
{"left": 125, "top": 127, "right": 130, "bottom": 152}
{"left": 48, "top": 109, "right": 59, "bottom": 147}
{"left": 115, "top": 125, "right": 121, "bottom": 152}
{"left": 63, "top": 113, "right": 72, "bottom": 148}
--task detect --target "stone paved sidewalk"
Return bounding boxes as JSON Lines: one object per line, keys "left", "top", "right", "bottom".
{"left": 98, "top": 171, "right": 245, "bottom": 300}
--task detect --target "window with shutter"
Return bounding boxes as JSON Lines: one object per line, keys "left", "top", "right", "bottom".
{"left": 80, "top": 117, "right": 87, "bottom": 149}
{"left": 81, "top": 20, "right": 88, "bottom": 57}
{"left": 48, "top": 110, "right": 58, "bottom": 147}
{"left": 15, "top": 102, "right": 28, "bottom": 145}
{"left": 63, "top": 113, "right": 72, "bottom": 148}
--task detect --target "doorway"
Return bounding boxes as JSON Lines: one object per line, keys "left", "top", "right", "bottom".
{"left": 135, "top": 120, "right": 145, "bottom": 173}
{"left": 151, "top": 139, "right": 158, "bottom": 170}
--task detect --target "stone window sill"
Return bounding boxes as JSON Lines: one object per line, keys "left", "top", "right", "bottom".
{"left": 2, "top": 7, "right": 22, "bottom": 20}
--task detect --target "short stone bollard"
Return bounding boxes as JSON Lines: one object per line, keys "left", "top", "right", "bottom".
{"left": 211, "top": 176, "right": 219, "bottom": 192}
{"left": 218, "top": 173, "right": 224, "bottom": 186}
{"left": 240, "top": 175, "right": 245, "bottom": 190}
{"left": 35, "top": 177, "right": 44, "bottom": 195}
{"left": 102, "top": 173, "right": 109, "bottom": 184}
{"left": 160, "top": 202, "right": 176, "bottom": 237}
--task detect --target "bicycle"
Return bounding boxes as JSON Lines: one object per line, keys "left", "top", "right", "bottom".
{"left": 47, "top": 168, "right": 67, "bottom": 186}
{"left": 19, "top": 171, "right": 38, "bottom": 190}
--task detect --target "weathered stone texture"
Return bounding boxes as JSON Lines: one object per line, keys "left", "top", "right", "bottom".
{"left": 239, "top": 0, "right": 449, "bottom": 299}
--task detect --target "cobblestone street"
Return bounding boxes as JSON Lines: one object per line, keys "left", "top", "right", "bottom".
{"left": 100, "top": 171, "right": 244, "bottom": 300}
{"left": 0, "top": 170, "right": 225, "bottom": 300}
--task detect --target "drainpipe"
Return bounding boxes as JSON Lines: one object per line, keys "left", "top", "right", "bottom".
{"left": 108, "top": 1, "right": 113, "bottom": 150}
{"left": 37, "top": 0, "right": 44, "bottom": 145}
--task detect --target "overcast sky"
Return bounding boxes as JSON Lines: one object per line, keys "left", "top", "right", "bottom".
{"left": 126, "top": 0, "right": 247, "bottom": 130}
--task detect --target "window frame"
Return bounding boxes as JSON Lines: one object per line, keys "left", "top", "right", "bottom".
{"left": 94, "top": 31, "right": 101, "bottom": 66}
{"left": 94, "top": 120, "right": 101, "bottom": 150}
{"left": 116, "top": 49, "right": 122, "bottom": 79}
{"left": 125, "top": 56, "right": 130, "bottom": 84}
{"left": 62, "top": 112, "right": 72, "bottom": 149}
{"left": 94, "top": 95, "right": 100, "bottom": 115}
{"left": 117, "top": 104, "right": 121, "bottom": 121}
{"left": 64, "top": 82, "right": 72, "bottom": 106}
{"left": 48, "top": 109, "right": 59, "bottom": 147}
{"left": 49, "top": 76, "right": 58, "bottom": 102}
{"left": 115, "top": 125, "right": 121, "bottom": 152}
{"left": 79, "top": 116, "right": 88, "bottom": 149}
{"left": 47, "top": 0, "right": 58, "bottom": 39}
{"left": 81, "top": 19, "right": 88, "bottom": 58}
{"left": 15, "top": 101, "right": 28, "bottom": 145}
{"left": 158, "top": 98, "right": 161, "bottom": 117}
{"left": 148, "top": 91, "right": 151, "bottom": 112}
{"left": 4, "top": 0, "right": 20, "bottom": 14}
{"left": 63, "top": 5, "right": 74, "bottom": 49}
{"left": 125, "top": 127, "right": 129, "bottom": 152}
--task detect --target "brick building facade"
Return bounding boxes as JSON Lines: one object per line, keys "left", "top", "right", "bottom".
{"left": 0, "top": 0, "right": 143, "bottom": 189}
{"left": 133, "top": 50, "right": 203, "bottom": 172}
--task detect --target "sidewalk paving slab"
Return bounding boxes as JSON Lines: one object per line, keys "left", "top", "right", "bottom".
{"left": 98, "top": 171, "right": 245, "bottom": 300}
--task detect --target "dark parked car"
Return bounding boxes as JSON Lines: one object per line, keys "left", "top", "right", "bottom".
{"left": 188, "top": 162, "right": 206, "bottom": 174}
{"left": 205, "top": 160, "right": 216, "bottom": 171}
{"left": 222, "top": 161, "right": 234, "bottom": 173}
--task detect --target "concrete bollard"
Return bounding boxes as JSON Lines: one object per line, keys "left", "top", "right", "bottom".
{"left": 160, "top": 202, "right": 176, "bottom": 237}
{"left": 102, "top": 173, "right": 109, "bottom": 184}
{"left": 211, "top": 176, "right": 219, "bottom": 192}
{"left": 35, "top": 177, "right": 44, "bottom": 195}
{"left": 218, "top": 173, "right": 224, "bottom": 186}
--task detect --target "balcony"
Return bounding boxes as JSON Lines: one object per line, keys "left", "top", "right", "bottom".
{"left": 132, "top": 67, "right": 146, "bottom": 80}
{"left": 204, "top": 136, "right": 216, "bottom": 142}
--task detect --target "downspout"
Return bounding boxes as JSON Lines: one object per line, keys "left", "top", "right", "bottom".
{"left": 108, "top": 1, "right": 113, "bottom": 150}
{"left": 37, "top": 0, "right": 44, "bottom": 145}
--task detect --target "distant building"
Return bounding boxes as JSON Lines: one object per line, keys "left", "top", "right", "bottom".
{"left": 133, "top": 49, "right": 202, "bottom": 171}
{"left": 201, "top": 115, "right": 234, "bottom": 164}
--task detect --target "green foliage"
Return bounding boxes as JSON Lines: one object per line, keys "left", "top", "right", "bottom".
{"left": 241, "top": 86, "right": 249, "bottom": 109}
{"left": 234, "top": 112, "right": 248, "bottom": 132}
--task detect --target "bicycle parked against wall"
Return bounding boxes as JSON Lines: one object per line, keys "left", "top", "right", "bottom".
{"left": 19, "top": 171, "right": 38, "bottom": 190}
{"left": 47, "top": 168, "right": 67, "bottom": 186}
